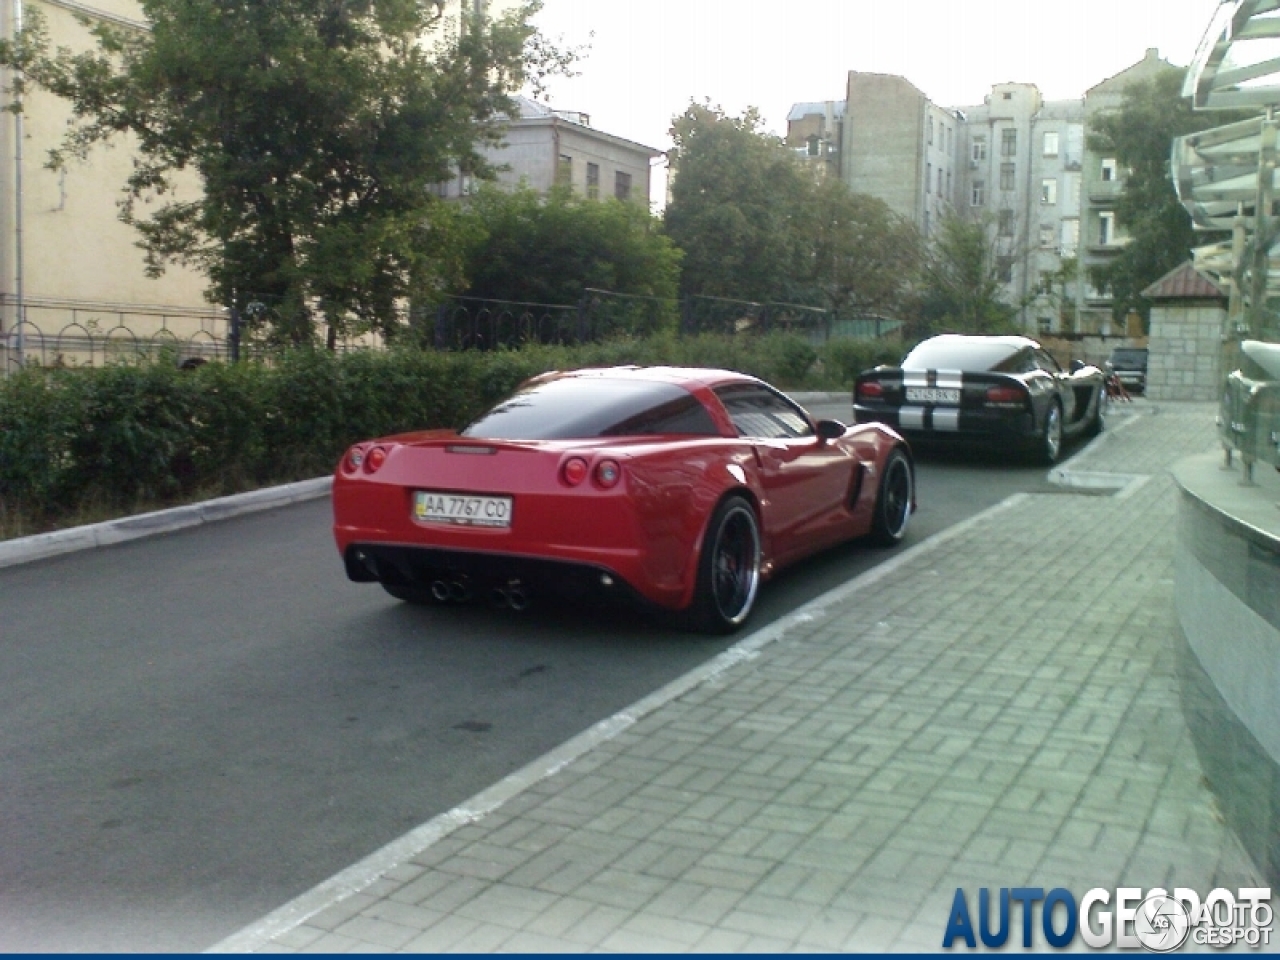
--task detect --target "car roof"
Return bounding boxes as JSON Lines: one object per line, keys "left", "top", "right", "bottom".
{"left": 527, "top": 365, "right": 759, "bottom": 391}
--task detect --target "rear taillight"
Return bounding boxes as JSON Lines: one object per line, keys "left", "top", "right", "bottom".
{"left": 561, "top": 456, "right": 589, "bottom": 486}
{"left": 364, "top": 446, "right": 388, "bottom": 473}
{"left": 595, "top": 459, "right": 622, "bottom": 488}
{"left": 984, "top": 386, "right": 1025, "bottom": 406}
{"left": 857, "top": 380, "right": 885, "bottom": 399}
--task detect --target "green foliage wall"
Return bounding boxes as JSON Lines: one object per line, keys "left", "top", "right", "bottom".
{"left": 0, "top": 335, "right": 902, "bottom": 531}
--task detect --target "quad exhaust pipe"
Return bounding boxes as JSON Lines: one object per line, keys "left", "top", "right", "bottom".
{"left": 430, "top": 579, "right": 472, "bottom": 603}
{"left": 491, "top": 580, "right": 530, "bottom": 612}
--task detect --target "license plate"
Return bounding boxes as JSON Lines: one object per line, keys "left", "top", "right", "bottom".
{"left": 413, "top": 491, "right": 512, "bottom": 528}
{"left": 905, "top": 387, "right": 960, "bottom": 404}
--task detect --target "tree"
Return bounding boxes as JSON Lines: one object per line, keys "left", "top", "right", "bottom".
{"left": 0, "top": 0, "right": 574, "bottom": 346}
{"left": 663, "top": 103, "right": 812, "bottom": 304}
{"left": 456, "top": 185, "right": 681, "bottom": 308}
{"left": 805, "top": 177, "right": 922, "bottom": 320}
{"left": 911, "top": 213, "right": 1017, "bottom": 338}
{"left": 1087, "top": 69, "right": 1256, "bottom": 325}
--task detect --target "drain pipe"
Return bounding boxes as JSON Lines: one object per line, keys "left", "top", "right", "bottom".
{"left": 9, "top": 0, "right": 24, "bottom": 372}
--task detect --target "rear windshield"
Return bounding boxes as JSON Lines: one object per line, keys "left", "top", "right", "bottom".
{"left": 902, "top": 338, "right": 1021, "bottom": 371}
{"left": 462, "top": 377, "right": 720, "bottom": 440}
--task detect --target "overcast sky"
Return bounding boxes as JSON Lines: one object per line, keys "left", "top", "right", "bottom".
{"left": 528, "top": 0, "right": 1221, "bottom": 153}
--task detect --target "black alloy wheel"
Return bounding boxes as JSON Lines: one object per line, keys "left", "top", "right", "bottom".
{"left": 691, "top": 496, "right": 761, "bottom": 634}
{"left": 1040, "top": 400, "right": 1064, "bottom": 465}
{"left": 871, "top": 448, "right": 913, "bottom": 546}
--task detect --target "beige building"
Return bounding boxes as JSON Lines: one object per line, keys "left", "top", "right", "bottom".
{"left": 0, "top": 0, "right": 215, "bottom": 370}
{"left": 0, "top": 0, "right": 516, "bottom": 369}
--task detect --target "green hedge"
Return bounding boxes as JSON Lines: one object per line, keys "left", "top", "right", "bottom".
{"left": 0, "top": 334, "right": 902, "bottom": 532}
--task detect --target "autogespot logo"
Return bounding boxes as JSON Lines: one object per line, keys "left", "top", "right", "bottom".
{"left": 942, "top": 886, "right": 1273, "bottom": 951}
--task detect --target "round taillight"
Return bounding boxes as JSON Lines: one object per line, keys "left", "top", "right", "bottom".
{"left": 857, "top": 380, "right": 885, "bottom": 399}
{"left": 985, "top": 386, "right": 1025, "bottom": 405}
{"left": 562, "top": 456, "right": 589, "bottom": 486}
{"left": 364, "top": 446, "right": 388, "bottom": 473}
{"left": 595, "top": 459, "right": 621, "bottom": 488}
{"left": 344, "top": 447, "right": 363, "bottom": 473}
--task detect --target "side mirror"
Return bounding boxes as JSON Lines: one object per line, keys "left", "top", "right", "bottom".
{"left": 816, "top": 419, "right": 846, "bottom": 442}
{"left": 1070, "top": 359, "right": 1086, "bottom": 373}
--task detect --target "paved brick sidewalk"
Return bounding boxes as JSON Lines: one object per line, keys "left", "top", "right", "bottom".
{"left": 216, "top": 402, "right": 1265, "bottom": 953}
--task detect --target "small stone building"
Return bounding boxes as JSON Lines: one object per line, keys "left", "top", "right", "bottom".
{"left": 1143, "top": 261, "right": 1228, "bottom": 401}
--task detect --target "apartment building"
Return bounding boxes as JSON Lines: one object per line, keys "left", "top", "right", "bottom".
{"left": 434, "top": 96, "right": 661, "bottom": 207}
{"left": 787, "top": 50, "right": 1179, "bottom": 335}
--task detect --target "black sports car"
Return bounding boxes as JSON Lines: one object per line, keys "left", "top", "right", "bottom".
{"left": 853, "top": 334, "right": 1108, "bottom": 464}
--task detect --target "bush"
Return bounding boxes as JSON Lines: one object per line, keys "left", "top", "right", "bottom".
{"left": 0, "top": 333, "right": 902, "bottom": 534}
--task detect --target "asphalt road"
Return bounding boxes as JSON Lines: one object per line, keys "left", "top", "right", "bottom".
{"left": 0, "top": 404, "right": 1081, "bottom": 951}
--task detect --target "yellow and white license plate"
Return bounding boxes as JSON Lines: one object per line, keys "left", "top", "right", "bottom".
{"left": 905, "top": 387, "right": 960, "bottom": 404}
{"left": 413, "top": 491, "right": 512, "bottom": 528}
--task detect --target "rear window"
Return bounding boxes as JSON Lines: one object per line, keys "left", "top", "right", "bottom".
{"left": 902, "top": 337, "right": 1022, "bottom": 371}
{"left": 1109, "top": 348, "right": 1148, "bottom": 366}
{"left": 462, "top": 377, "right": 719, "bottom": 440}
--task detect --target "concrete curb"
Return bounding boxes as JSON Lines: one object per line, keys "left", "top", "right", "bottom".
{"left": 0, "top": 476, "right": 332, "bottom": 571}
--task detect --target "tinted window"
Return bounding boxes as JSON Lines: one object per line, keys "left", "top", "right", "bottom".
{"left": 462, "top": 377, "right": 718, "bottom": 440}
{"left": 714, "top": 384, "right": 813, "bottom": 440}
{"left": 903, "top": 337, "right": 1022, "bottom": 371}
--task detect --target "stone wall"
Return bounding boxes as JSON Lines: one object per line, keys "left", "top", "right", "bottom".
{"left": 1147, "top": 302, "right": 1225, "bottom": 401}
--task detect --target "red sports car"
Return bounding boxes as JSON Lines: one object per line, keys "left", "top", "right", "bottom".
{"left": 333, "top": 366, "right": 915, "bottom": 633}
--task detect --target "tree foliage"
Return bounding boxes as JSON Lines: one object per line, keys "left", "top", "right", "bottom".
{"left": 805, "top": 177, "right": 921, "bottom": 319}
{"left": 0, "top": 0, "right": 574, "bottom": 345}
{"left": 663, "top": 102, "right": 921, "bottom": 320}
{"left": 912, "top": 213, "right": 1017, "bottom": 338}
{"left": 1087, "top": 69, "right": 1255, "bottom": 323}
{"left": 664, "top": 103, "right": 811, "bottom": 304}
{"left": 455, "top": 185, "right": 681, "bottom": 306}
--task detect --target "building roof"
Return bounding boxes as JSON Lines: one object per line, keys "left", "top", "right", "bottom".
{"left": 787, "top": 101, "right": 846, "bottom": 122}
{"left": 1140, "top": 261, "right": 1226, "bottom": 301}
{"left": 1086, "top": 48, "right": 1180, "bottom": 98}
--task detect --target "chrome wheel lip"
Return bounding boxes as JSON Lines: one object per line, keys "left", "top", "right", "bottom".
{"left": 881, "top": 456, "right": 913, "bottom": 540}
{"left": 711, "top": 504, "right": 761, "bottom": 625}
{"left": 1045, "top": 404, "right": 1063, "bottom": 460}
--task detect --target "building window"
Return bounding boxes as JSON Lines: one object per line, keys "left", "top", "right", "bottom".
{"left": 971, "top": 182, "right": 985, "bottom": 206}
{"left": 1002, "top": 91, "right": 1013, "bottom": 101}
{"left": 1000, "top": 163, "right": 1016, "bottom": 191}
{"left": 1100, "top": 157, "right": 1118, "bottom": 182}
{"left": 1001, "top": 128, "right": 1017, "bottom": 157}
{"left": 556, "top": 154, "right": 572, "bottom": 187}
{"left": 926, "top": 162, "right": 932, "bottom": 193}
{"left": 1041, "top": 178, "right": 1057, "bottom": 205}
{"left": 972, "top": 137, "right": 987, "bottom": 162}
{"left": 1039, "top": 224, "right": 1055, "bottom": 248}
{"left": 1061, "top": 218, "right": 1080, "bottom": 256}
{"left": 1039, "top": 270, "right": 1055, "bottom": 294}
{"left": 997, "top": 255, "right": 1014, "bottom": 283}
{"left": 937, "top": 167, "right": 944, "bottom": 195}
{"left": 1043, "top": 131, "right": 1059, "bottom": 157}
{"left": 586, "top": 162, "right": 599, "bottom": 199}
{"left": 615, "top": 170, "right": 632, "bottom": 201}
{"left": 1098, "top": 210, "right": 1115, "bottom": 245}
{"left": 923, "top": 210, "right": 930, "bottom": 235}
{"left": 928, "top": 117, "right": 934, "bottom": 145}
{"left": 1038, "top": 316, "right": 1053, "bottom": 334}
{"left": 998, "top": 209, "right": 1015, "bottom": 236}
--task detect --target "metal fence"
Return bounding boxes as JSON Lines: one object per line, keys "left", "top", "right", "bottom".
{"left": 0, "top": 296, "right": 229, "bottom": 375}
{"left": 1, "top": 289, "right": 902, "bottom": 374}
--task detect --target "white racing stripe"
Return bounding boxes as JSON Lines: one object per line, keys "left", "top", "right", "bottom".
{"left": 934, "top": 370, "right": 964, "bottom": 390}
{"left": 899, "top": 406, "right": 927, "bottom": 430}
{"left": 932, "top": 408, "right": 961, "bottom": 431}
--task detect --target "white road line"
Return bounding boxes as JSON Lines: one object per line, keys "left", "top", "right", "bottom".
{"left": 206, "top": 491, "right": 1032, "bottom": 954}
